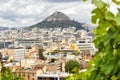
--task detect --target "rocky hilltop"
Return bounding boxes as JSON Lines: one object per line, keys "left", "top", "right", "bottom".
{"left": 46, "top": 11, "right": 70, "bottom": 22}
{"left": 29, "top": 11, "right": 85, "bottom": 30}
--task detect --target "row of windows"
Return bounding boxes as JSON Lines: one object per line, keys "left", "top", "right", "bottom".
{"left": 37, "top": 77, "right": 64, "bottom": 80}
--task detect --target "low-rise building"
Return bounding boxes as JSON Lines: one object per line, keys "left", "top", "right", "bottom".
{"left": 77, "top": 39, "right": 96, "bottom": 55}
{"left": 37, "top": 72, "right": 68, "bottom": 80}
{"left": 14, "top": 39, "right": 42, "bottom": 47}
{"left": 1, "top": 47, "right": 25, "bottom": 61}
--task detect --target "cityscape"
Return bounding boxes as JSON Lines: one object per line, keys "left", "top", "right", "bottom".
{"left": 0, "top": 10, "right": 96, "bottom": 80}
{"left": 0, "top": 0, "right": 118, "bottom": 80}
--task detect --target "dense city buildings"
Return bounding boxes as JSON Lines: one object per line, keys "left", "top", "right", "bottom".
{"left": 0, "top": 26, "right": 96, "bottom": 80}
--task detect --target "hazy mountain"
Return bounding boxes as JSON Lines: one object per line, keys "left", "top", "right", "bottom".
{"left": 0, "top": 26, "right": 9, "bottom": 30}
{"left": 29, "top": 11, "right": 85, "bottom": 30}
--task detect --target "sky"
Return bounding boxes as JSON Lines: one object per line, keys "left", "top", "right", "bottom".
{"left": 0, "top": 0, "right": 94, "bottom": 28}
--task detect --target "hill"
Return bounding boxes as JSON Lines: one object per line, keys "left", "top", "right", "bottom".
{"left": 29, "top": 11, "right": 85, "bottom": 30}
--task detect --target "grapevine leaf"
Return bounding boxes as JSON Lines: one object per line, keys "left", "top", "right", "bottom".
{"left": 115, "top": 13, "right": 120, "bottom": 28}
{"left": 103, "top": 28, "right": 117, "bottom": 46}
{"left": 101, "top": 63, "right": 114, "bottom": 75}
{"left": 112, "top": 0, "right": 120, "bottom": 5}
{"left": 105, "top": 11, "right": 114, "bottom": 20}
{"left": 111, "top": 75, "right": 117, "bottom": 80}
{"left": 92, "top": 0, "right": 108, "bottom": 8}
{"left": 92, "top": 15, "right": 98, "bottom": 24}
{"left": 95, "top": 73, "right": 103, "bottom": 80}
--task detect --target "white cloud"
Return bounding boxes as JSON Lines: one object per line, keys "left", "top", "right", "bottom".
{"left": 0, "top": 0, "right": 93, "bottom": 27}
{"left": 0, "top": 18, "right": 17, "bottom": 27}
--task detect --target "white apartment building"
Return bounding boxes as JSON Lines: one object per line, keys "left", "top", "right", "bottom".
{"left": 14, "top": 48, "right": 25, "bottom": 61}
{"left": 37, "top": 72, "right": 68, "bottom": 80}
{"left": 77, "top": 39, "right": 96, "bottom": 55}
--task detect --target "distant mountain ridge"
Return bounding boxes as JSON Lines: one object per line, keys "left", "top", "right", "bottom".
{"left": 29, "top": 11, "right": 85, "bottom": 30}
{"left": 0, "top": 26, "right": 9, "bottom": 30}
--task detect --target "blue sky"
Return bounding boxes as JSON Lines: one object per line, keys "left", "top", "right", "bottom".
{"left": 0, "top": 0, "right": 94, "bottom": 27}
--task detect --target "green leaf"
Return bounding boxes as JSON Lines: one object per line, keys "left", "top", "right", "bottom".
{"left": 111, "top": 75, "right": 117, "bottom": 80}
{"left": 112, "top": 0, "right": 120, "bottom": 5}
{"left": 114, "top": 34, "right": 120, "bottom": 43}
{"left": 105, "top": 11, "right": 114, "bottom": 20}
{"left": 92, "top": 15, "right": 98, "bottom": 24}
{"left": 92, "top": 8, "right": 103, "bottom": 18}
{"left": 115, "top": 13, "right": 120, "bottom": 28}
{"left": 95, "top": 73, "right": 103, "bottom": 80}
{"left": 92, "top": 0, "right": 108, "bottom": 9}
{"left": 103, "top": 28, "right": 118, "bottom": 46}
{"left": 101, "top": 63, "right": 114, "bottom": 75}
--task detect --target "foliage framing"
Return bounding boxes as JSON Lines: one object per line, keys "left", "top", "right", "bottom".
{"left": 90, "top": 0, "right": 120, "bottom": 80}
{"left": 0, "top": 68, "right": 24, "bottom": 80}
{"left": 67, "top": 0, "right": 120, "bottom": 80}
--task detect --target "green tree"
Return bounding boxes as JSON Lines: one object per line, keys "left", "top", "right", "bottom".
{"left": 67, "top": 0, "right": 120, "bottom": 80}
{"left": 65, "top": 60, "right": 80, "bottom": 73}
{"left": 0, "top": 68, "right": 24, "bottom": 80}
{"left": 0, "top": 53, "right": 24, "bottom": 80}
{"left": 38, "top": 48, "right": 45, "bottom": 60}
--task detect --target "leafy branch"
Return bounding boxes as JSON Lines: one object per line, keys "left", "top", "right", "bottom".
{"left": 67, "top": 0, "right": 120, "bottom": 80}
